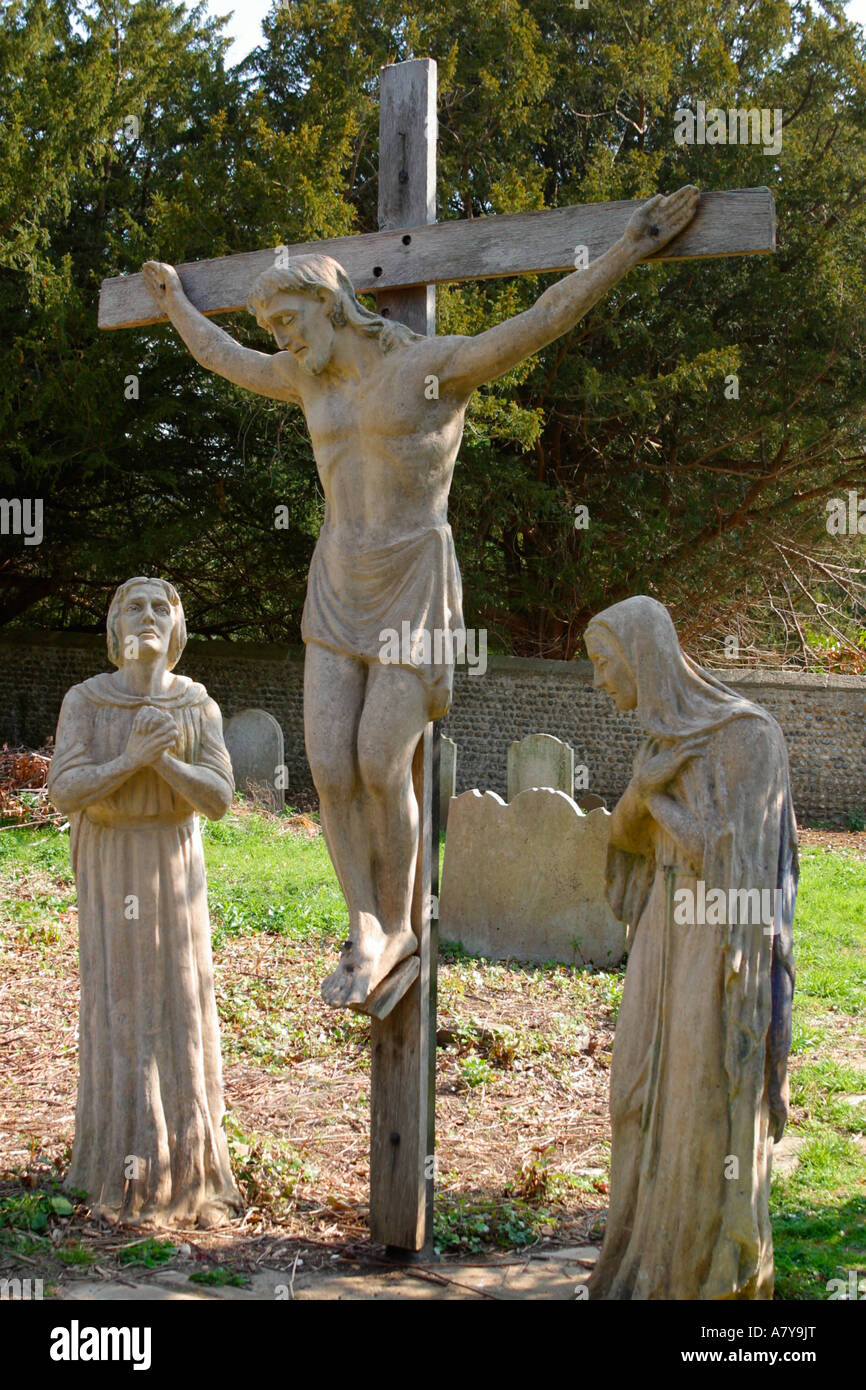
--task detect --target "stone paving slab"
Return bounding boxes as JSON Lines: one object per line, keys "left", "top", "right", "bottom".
{"left": 52, "top": 1245, "right": 600, "bottom": 1302}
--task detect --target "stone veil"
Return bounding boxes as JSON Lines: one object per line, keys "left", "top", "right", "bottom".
{"left": 585, "top": 595, "right": 797, "bottom": 1300}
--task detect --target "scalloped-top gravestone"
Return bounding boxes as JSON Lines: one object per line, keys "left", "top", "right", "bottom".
{"left": 439, "top": 788, "right": 626, "bottom": 966}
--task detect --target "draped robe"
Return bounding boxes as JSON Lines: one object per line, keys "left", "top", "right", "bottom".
{"left": 48, "top": 673, "right": 241, "bottom": 1225}
{"left": 585, "top": 598, "right": 797, "bottom": 1300}
{"left": 301, "top": 522, "right": 465, "bottom": 720}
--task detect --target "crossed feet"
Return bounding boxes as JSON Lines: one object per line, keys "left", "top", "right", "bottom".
{"left": 321, "top": 911, "right": 418, "bottom": 1009}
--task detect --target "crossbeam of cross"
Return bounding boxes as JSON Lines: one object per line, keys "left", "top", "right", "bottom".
{"left": 99, "top": 189, "right": 774, "bottom": 330}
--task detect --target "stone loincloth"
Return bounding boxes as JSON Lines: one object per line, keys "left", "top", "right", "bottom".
{"left": 301, "top": 523, "right": 465, "bottom": 720}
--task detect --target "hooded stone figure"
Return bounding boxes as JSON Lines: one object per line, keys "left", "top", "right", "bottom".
{"left": 584, "top": 596, "right": 797, "bottom": 1300}
{"left": 47, "top": 578, "right": 242, "bottom": 1227}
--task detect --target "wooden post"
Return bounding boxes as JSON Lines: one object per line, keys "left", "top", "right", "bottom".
{"left": 369, "top": 57, "right": 438, "bottom": 1254}
{"left": 369, "top": 726, "right": 436, "bottom": 1251}
{"left": 374, "top": 57, "right": 437, "bottom": 337}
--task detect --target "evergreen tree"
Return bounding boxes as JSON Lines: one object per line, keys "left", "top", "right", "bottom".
{"left": 1, "top": 0, "right": 864, "bottom": 667}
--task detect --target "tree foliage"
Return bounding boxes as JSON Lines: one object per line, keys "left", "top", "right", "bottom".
{"left": 1, "top": 0, "right": 865, "bottom": 667}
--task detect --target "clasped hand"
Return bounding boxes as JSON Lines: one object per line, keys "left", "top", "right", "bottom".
{"left": 631, "top": 734, "right": 710, "bottom": 805}
{"left": 124, "top": 706, "right": 179, "bottom": 769}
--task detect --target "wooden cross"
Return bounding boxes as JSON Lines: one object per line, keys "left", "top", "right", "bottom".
{"left": 99, "top": 58, "right": 775, "bottom": 1255}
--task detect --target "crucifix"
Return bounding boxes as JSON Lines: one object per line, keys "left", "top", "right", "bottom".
{"left": 98, "top": 58, "right": 775, "bottom": 1254}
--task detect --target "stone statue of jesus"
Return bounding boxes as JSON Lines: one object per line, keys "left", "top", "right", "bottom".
{"left": 141, "top": 184, "right": 699, "bottom": 1010}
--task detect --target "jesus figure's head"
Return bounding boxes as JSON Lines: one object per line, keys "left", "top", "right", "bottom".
{"left": 247, "top": 254, "right": 418, "bottom": 374}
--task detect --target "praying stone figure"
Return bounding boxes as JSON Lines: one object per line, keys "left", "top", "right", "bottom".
{"left": 583, "top": 596, "right": 797, "bottom": 1300}
{"left": 140, "top": 185, "right": 699, "bottom": 1010}
{"left": 47, "top": 577, "right": 242, "bottom": 1227}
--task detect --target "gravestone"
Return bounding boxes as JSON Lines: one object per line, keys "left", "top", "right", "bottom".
{"left": 577, "top": 792, "right": 607, "bottom": 812}
{"left": 439, "top": 788, "right": 626, "bottom": 966}
{"left": 224, "top": 708, "right": 285, "bottom": 811}
{"left": 507, "top": 732, "right": 575, "bottom": 801}
{"left": 440, "top": 735, "right": 457, "bottom": 832}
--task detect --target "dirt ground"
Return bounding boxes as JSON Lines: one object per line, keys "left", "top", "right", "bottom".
{"left": 797, "top": 827, "right": 866, "bottom": 858}
{"left": 1, "top": 826, "right": 863, "bottom": 1297}
{"left": 0, "top": 874, "right": 612, "bottom": 1293}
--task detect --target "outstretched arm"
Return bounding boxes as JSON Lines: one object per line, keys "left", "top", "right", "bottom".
{"left": 440, "top": 186, "right": 700, "bottom": 396}
{"left": 141, "top": 261, "right": 304, "bottom": 405}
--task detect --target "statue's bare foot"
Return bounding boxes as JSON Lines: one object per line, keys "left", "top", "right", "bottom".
{"left": 321, "top": 916, "right": 417, "bottom": 1008}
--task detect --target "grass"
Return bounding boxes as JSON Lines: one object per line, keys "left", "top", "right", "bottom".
{"left": 0, "top": 811, "right": 863, "bottom": 1298}
{"left": 769, "top": 846, "right": 866, "bottom": 1299}
{"left": 202, "top": 810, "right": 346, "bottom": 948}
